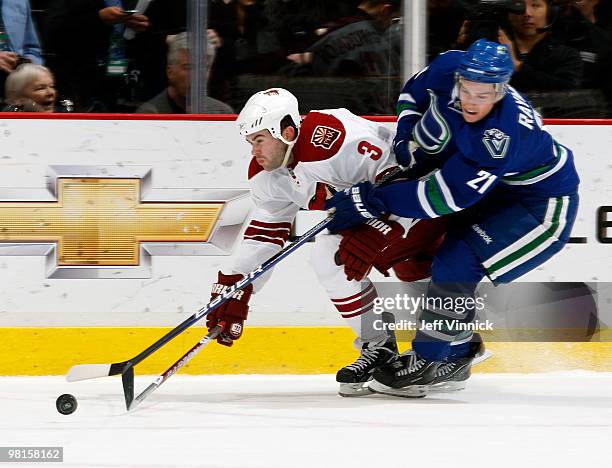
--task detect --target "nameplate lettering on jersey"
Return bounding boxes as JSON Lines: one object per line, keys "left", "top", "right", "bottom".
{"left": 311, "top": 125, "right": 342, "bottom": 149}
{"left": 508, "top": 87, "right": 535, "bottom": 130}
{"left": 482, "top": 128, "right": 510, "bottom": 159}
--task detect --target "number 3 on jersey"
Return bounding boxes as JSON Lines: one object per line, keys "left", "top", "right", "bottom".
{"left": 357, "top": 140, "right": 382, "bottom": 161}
{"left": 467, "top": 170, "right": 497, "bottom": 194}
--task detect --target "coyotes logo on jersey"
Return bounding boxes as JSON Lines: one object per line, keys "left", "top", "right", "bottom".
{"left": 311, "top": 125, "right": 342, "bottom": 149}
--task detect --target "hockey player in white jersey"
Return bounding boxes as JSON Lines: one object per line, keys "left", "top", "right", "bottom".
{"left": 206, "top": 88, "right": 447, "bottom": 395}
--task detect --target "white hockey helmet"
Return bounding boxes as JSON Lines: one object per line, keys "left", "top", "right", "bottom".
{"left": 236, "top": 88, "right": 301, "bottom": 146}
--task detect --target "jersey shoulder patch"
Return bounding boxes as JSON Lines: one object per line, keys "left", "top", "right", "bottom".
{"left": 293, "top": 111, "right": 346, "bottom": 163}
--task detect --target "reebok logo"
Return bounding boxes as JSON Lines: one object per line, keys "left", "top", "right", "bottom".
{"left": 472, "top": 224, "right": 493, "bottom": 244}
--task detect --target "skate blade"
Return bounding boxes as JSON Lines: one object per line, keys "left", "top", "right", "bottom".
{"left": 368, "top": 379, "right": 428, "bottom": 398}
{"left": 338, "top": 382, "right": 374, "bottom": 397}
{"left": 429, "top": 381, "right": 466, "bottom": 393}
{"left": 472, "top": 349, "right": 493, "bottom": 366}
{"left": 426, "top": 350, "right": 493, "bottom": 394}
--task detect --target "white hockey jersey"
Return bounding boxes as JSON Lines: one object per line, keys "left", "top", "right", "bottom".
{"left": 233, "top": 108, "right": 399, "bottom": 290}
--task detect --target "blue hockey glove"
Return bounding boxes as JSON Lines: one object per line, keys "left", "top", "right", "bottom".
{"left": 324, "top": 181, "right": 387, "bottom": 233}
{"left": 393, "top": 137, "right": 413, "bottom": 168}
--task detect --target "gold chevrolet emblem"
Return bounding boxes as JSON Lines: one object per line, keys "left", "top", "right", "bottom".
{"left": 0, "top": 178, "right": 223, "bottom": 266}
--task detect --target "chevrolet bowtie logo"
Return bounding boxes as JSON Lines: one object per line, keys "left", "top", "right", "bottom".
{"left": 0, "top": 178, "right": 223, "bottom": 266}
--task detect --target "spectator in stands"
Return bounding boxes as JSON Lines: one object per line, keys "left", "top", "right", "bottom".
{"left": 2, "top": 63, "right": 57, "bottom": 112}
{"left": 265, "top": 0, "right": 353, "bottom": 57}
{"left": 554, "top": 0, "right": 612, "bottom": 90}
{"left": 135, "top": 32, "right": 233, "bottom": 114}
{"left": 44, "top": 0, "right": 151, "bottom": 112}
{"left": 427, "top": 0, "right": 466, "bottom": 61}
{"left": 208, "top": 0, "right": 282, "bottom": 75}
{"left": 498, "top": 0, "right": 583, "bottom": 91}
{"left": 0, "top": 0, "right": 43, "bottom": 99}
{"left": 285, "top": 0, "right": 402, "bottom": 77}
{"left": 127, "top": 0, "right": 187, "bottom": 103}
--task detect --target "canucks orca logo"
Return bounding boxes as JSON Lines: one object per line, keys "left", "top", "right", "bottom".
{"left": 482, "top": 128, "right": 510, "bottom": 159}
{"left": 412, "top": 89, "right": 451, "bottom": 155}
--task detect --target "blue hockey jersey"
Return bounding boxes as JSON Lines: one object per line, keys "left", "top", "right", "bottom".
{"left": 380, "top": 50, "right": 580, "bottom": 219}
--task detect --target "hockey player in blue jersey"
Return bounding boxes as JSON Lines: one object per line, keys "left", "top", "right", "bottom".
{"left": 323, "top": 39, "right": 580, "bottom": 397}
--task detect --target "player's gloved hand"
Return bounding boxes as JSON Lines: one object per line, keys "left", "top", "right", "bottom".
{"left": 206, "top": 271, "right": 253, "bottom": 347}
{"left": 336, "top": 218, "right": 404, "bottom": 281}
{"left": 393, "top": 137, "right": 413, "bottom": 168}
{"left": 324, "top": 181, "right": 387, "bottom": 234}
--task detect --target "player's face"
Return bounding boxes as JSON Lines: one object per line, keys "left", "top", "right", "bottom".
{"left": 246, "top": 130, "right": 288, "bottom": 171}
{"left": 458, "top": 80, "right": 497, "bottom": 123}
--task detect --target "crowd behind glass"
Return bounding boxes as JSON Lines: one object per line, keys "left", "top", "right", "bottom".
{"left": 1, "top": 0, "right": 610, "bottom": 118}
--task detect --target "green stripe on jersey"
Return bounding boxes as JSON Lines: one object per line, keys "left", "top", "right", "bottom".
{"left": 485, "top": 197, "right": 563, "bottom": 275}
{"left": 397, "top": 102, "right": 418, "bottom": 115}
{"left": 426, "top": 177, "right": 454, "bottom": 216}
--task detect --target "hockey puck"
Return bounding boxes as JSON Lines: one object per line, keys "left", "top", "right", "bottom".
{"left": 56, "top": 394, "right": 78, "bottom": 415}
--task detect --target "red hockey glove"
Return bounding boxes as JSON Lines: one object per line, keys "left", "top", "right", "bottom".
{"left": 206, "top": 271, "right": 253, "bottom": 347}
{"left": 336, "top": 218, "right": 404, "bottom": 281}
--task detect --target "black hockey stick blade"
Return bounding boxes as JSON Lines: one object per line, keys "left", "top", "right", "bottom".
{"left": 121, "top": 364, "right": 135, "bottom": 411}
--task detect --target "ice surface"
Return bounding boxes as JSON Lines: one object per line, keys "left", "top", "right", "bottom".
{"left": 1, "top": 373, "right": 611, "bottom": 468}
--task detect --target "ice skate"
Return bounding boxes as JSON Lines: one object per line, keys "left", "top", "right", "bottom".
{"left": 336, "top": 338, "right": 398, "bottom": 397}
{"left": 369, "top": 335, "right": 489, "bottom": 397}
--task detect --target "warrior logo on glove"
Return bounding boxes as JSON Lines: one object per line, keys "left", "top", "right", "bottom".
{"left": 207, "top": 271, "right": 253, "bottom": 347}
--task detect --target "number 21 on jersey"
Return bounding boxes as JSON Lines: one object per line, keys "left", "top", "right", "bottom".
{"left": 467, "top": 170, "right": 497, "bottom": 194}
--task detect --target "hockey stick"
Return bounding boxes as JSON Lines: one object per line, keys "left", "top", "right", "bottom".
{"left": 67, "top": 166, "right": 404, "bottom": 410}
{"left": 66, "top": 214, "right": 334, "bottom": 383}
{"left": 126, "top": 323, "right": 224, "bottom": 411}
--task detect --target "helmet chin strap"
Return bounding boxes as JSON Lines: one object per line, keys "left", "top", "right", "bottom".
{"left": 277, "top": 130, "right": 298, "bottom": 169}
{"left": 279, "top": 141, "right": 295, "bottom": 169}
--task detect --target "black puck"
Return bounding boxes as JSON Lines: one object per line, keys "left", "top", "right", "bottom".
{"left": 56, "top": 394, "right": 78, "bottom": 415}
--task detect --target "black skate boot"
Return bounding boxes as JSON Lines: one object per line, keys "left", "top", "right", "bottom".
{"left": 336, "top": 338, "right": 398, "bottom": 397}
{"left": 369, "top": 334, "right": 489, "bottom": 397}
{"left": 430, "top": 335, "right": 491, "bottom": 393}
{"left": 368, "top": 351, "right": 438, "bottom": 397}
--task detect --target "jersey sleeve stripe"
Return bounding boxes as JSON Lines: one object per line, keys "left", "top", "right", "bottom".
{"left": 417, "top": 180, "right": 440, "bottom": 218}
{"left": 397, "top": 102, "right": 418, "bottom": 113}
{"left": 398, "top": 109, "right": 423, "bottom": 120}
{"left": 434, "top": 171, "right": 462, "bottom": 212}
{"left": 501, "top": 143, "right": 568, "bottom": 186}
{"left": 398, "top": 93, "right": 416, "bottom": 103}
{"left": 425, "top": 177, "right": 454, "bottom": 216}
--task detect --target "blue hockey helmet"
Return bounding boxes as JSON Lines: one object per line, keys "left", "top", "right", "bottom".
{"left": 457, "top": 39, "right": 514, "bottom": 84}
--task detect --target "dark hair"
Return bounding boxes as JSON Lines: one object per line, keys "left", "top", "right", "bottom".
{"left": 280, "top": 115, "right": 298, "bottom": 133}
